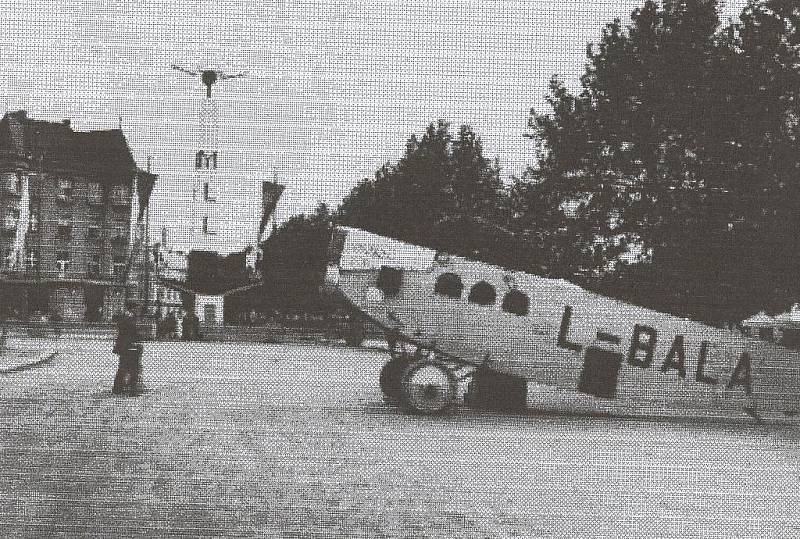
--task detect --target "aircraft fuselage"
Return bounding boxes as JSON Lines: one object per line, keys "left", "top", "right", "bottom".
{"left": 327, "top": 227, "right": 800, "bottom": 422}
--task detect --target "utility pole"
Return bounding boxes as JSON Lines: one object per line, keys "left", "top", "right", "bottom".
{"left": 144, "top": 156, "right": 153, "bottom": 316}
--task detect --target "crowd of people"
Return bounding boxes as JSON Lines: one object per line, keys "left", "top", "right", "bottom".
{"left": 155, "top": 309, "right": 202, "bottom": 341}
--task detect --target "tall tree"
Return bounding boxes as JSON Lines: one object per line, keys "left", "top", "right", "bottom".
{"left": 525, "top": 0, "right": 800, "bottom": 323}
{"left": 261, "top": 203, "right": 333, "bottom": 312}
{"left": 338, "top": 121, "right": 506, "bottom": 255}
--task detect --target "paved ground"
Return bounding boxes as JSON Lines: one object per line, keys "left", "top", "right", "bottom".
{"left": 1, "top": 339, "right": 799, "bottom": 538}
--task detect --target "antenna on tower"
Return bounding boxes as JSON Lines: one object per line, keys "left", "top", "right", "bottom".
{"left": 170, "top": 64, "right": 247, "bottom": 98}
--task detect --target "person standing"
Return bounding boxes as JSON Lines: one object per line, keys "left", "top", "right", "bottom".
{"left": 188, "top": 309, "right": 201, "bottom": 341}
{"left": 112, "top": 301, "right": 142, "bottom": 395}
{"left": 163, "top": 311, "right": 176, "bottom": 340}
{"left": 174, "top": 308, "right": 184, "bottom": 340}
{"left": 182, "top": 309, "right": 192, "bottom": 341}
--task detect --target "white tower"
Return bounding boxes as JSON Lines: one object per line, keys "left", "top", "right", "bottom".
{"left": 194, "top": 96, "right": 219, "bottom": 249}
{"left": 171, "top": 65, "right": 245, "bottom": 252}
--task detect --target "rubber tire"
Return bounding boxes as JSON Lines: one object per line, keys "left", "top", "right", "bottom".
{"left": 399, "top": 360, "right": 458, "bottom": 415}
{"left": 379, "top": 355, "right": 414, "bottom": 403}
{"left": 344, "top": 321, "right": 366, "bottom": 347}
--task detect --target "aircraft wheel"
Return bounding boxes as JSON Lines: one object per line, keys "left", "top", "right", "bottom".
{"left": 379, "top": 355, "right": 414, "bottom": 403}
{"left": 399, "top": 360, "right": 458, "bottom": 415}
{"left": 344, "top": 321, "right": 366, "bottom": 347}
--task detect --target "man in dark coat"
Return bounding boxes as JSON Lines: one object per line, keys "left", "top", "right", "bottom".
{"left": 182, "top": 309, "right": 201, "bottom": 341}
{"left": 112, "top": 301, "right": 142, "bottom": 394}
{"left": 182, "top": 310, "right": 192, "bottom": 341}
{"left": 188, "top": 310, "right": 201, "bottom": 340}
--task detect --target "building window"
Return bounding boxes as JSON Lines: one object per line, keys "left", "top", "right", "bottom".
{"left": 25, "top": 249, "right": 38, "bottom": 271}
{"left": 88, "top": 254, "right": 101, "bottom": 278}
{"left": 28, "top": 208, "right": 39, "bottom": 232}
{"left": 57, "top": 222, "right": 72, "bottom": 242}
{"left": 468, "top": 281, "right": 496, "bottom": 306}
{"left": 203, "top": 183, "right": 210, "bottom": 201}
{"left": 113, "top": 256, "right": 126, "bottom": 282}
{"left": 1, "top": 248, "right": 13, "bottom": 269}
{"left": 1, "top": 172, "right": 19, "bottom": 194}
{"left": 202, "top": 217, "right": 208, "bottom": 234}
{"left": 112, "top": 226, "right": 127, "bottom": 243}
{"left": 87, "top": 181, "right": 103, "bottom": 203}
{"left": 3, "top": 208, "right": 19, "bottom": 230}
{"left": 111, "top": 184, "right": 130, "bottom": 205}
{"left": 204, "top": 303, "right": 217, "bottom": 324}
{"left": 56, "top": 251, "right": 71, "bottom": 277}
{"left": 56, "top": 178, "right": 74, "bottom": 203}
{"left": 195, "top": 151, "right": 203, "bottom": 169}
{"left": 113, "top": 208, "right": 128, "bottom": 222}
{"left": 434, "top": 273, "right": 463, "bottom": 298}
{"left": 502, "top": 290, "right": 529, "bottom": 316}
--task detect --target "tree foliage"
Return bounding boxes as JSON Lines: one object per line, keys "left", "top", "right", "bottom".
{"left": 338, "top": 121, "right": 516, "bottom": 263}
{"left": 260, "top": 203, "right": 333, "bottom": 312}
{"left": 524, "top": 0, "right": 800, "bottom": 323}
{"left": 263, "top": 1, "right": 800, "bottom": 325}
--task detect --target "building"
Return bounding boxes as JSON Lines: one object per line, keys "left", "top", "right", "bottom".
{"left": 146, "top": 177, "right": 282, "bottom": 325}
{"left": 0, "top": 111, "right": 155, "bottom": 321}
{"left": 190, "top": 96, "right": 221, "bottom": 252}
{"left": 146, "top": 241, "right": 188, "bottom": 319}
{"left": 148, "top": 68, "right": 284, "bottom": 326}
{"left": 741, "top": 305, "right": 800, "bottom": 348}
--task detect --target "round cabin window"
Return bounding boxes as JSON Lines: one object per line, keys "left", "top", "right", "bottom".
{"left": 502, "top": 290, "right": 529, "bottom": 316}
{"left": 434, "top": 272, "right": 463, "bottom": 298}
{"left": 468, "top": 281, "right": 496, "bottom": 306}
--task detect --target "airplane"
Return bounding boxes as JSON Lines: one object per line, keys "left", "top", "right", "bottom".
{"left": 323, "top": 226, "right": 800, "bottom": 423}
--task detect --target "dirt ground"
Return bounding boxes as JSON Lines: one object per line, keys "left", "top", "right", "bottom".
{"left": 1, "top": 339, "right": 799, "bottom": 538}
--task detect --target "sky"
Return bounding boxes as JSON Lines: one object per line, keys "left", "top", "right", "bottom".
{"left": 0, "top": 0, "right": 749, "bottom": 250}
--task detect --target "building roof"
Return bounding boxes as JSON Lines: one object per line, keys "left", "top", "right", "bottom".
{"left": 742, "top": 311, "right": 774, "bottom": 327}
{"left": 742, "top": 305, "right": 800, "bottom": 329}
{"left": 0, "top": 110, "right": 137, "bottom": 183}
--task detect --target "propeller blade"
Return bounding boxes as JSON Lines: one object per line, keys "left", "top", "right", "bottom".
{"left": 170, "top": 64, "right": 199, "bottom": 76}
{"left": 220, "top": 72, "right": 246, "bottom": 80}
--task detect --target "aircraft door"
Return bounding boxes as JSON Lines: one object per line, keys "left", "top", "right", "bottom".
{"left": 578, "top": 332, "right": 623, "bottom": 398}
{"left": 376, "top": 265, "right": 402, "bottom": 298}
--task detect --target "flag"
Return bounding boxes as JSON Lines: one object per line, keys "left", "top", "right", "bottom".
{"left": 259, "top": 181, "right": 285, "bottom": 236}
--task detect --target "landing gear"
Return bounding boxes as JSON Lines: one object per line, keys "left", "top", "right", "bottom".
{"left": 379, "top": 354, "right": 414, "bottom": 403}
{"left": 380, "top": 332, "right": 465, "bottom": 414}
{"left": 344, "top": 319, "right": 366, "bottom": 347}
{"left": 399, "top": 360, "right": 458, "bottom": 415}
